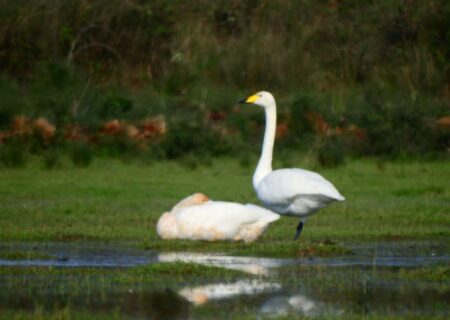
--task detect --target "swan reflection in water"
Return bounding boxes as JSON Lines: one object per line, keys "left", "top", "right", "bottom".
{"left": 178, "top": 279, "right": 281, "bottom": 305}
{"left": 157, "top": 252, "right": 292, "bottom": 276}
{"left": 177, "top": 280, "right": 341, "bottom": 318}
{"left": 260, "top": 294, "right": 343, "bottom": 318}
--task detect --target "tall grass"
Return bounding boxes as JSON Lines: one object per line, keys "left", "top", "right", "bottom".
{"left": 1, "top": 1, "right": 447, "bottom": 91}
{"left": 0, "top": 0, "right": 448, "bottom": 163}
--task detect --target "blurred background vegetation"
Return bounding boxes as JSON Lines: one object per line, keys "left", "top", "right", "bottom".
{"left": 0, "top": 0, "right": 448, "bottom": 168}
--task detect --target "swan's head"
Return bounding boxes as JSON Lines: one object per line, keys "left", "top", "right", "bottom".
{"left": 239, "top": 91, "right": 275, "bottom": 109}
{"left": 171, "top": 193, "right": 210, "bottom": 211}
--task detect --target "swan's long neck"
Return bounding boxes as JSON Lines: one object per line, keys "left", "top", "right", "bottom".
{"left": 253, "top": 105, "right": 276, "bottom": 190}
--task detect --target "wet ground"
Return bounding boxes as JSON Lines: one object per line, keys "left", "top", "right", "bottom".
{"left": 0, "top": 241, "right": 449, "bottom": 319}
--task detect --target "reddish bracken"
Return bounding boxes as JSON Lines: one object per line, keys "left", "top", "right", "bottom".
{"left": 64, "top": 124, "right": 89, "bottom": 142}
{"left": 276, "top": 121, "right": 289, "bottom": 139}
{"left": 101, "top": 119, "right": 123, "bottom": 136}
{"left": 436, "top": 115, "right": 450, "bottom": 132}
{"left": 33, "top": 118, "right": 56, "bottom": 142}
{"left": 139, "top": 116, "right": 166, "bottom": 139}
{"left": 124, "top": 124, "right": 139, "bottom": 139}
{"left": 304, "top": 111, "right": 331, "bottom": 136}
{"left": 344, "top": 124, "right": 366, "bottom": 141}
{"left": 207, "top": 111, "right": 227, "bottom": 122}
{"left": 303, "top": 111, "right": 367, "bottom": 143}
{"left": 11, "top": 116, "right": 31, "bottom": 136}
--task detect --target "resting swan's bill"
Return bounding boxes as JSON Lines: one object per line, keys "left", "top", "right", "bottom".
{"left": 239, "top": 92, "right": 345, "bottom": 240}
{"left": 156, "top": 193, "right": 279, "bottom": 242}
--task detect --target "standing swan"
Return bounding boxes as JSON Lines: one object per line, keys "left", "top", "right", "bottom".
{"left": 157, "top": 193, "right": 280, "bottom": 242}
{"left": 239, "top": 91, "right": 345, "bottom": 240}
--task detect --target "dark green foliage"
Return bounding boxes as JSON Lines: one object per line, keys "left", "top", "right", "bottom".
{"left": 238, "top": 151, "right": 255, "bottom": 169}
{"left": 69, "top": 142, "right": 93, "bottom": 167}
{"left": 163, "top": 118, "right": 215, "bottom": 159}
{"left": 30, "top": 62, "right": 84, "bottom": 124}
{"left": 42, "top": 149, "right": 62, "bottom": 170}
{"left": 344, "top": 88, "right": 449, "bottom": 156}
{"left": 316, "top": 136, "right": 346, "bottom": 168}
{"left": 0, "top": 77, "right": 30, "bottom": 128}
{"left": 0, "top": 1, "right": 448, "bottom": 162}
{"left": 0, "top": 140, "right": 28, "bottom": 168}
{"left": 95, "top": 90, "right": 151, "bottom": 122}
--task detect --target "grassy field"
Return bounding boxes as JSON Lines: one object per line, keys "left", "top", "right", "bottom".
{"left": 0, "top": 155, "right": 449, "bottom": 318}
{"left": 0, "top": 156, "right": 448, "bottom": 255}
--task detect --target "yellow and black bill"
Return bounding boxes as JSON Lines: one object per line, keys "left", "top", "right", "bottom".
{"left": 238, "top": 94, "right": 259, "bottom": 104}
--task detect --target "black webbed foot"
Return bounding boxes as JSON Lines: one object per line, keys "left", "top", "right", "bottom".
{"left": 293, "top": 221, "right": 304, "bottom": 241}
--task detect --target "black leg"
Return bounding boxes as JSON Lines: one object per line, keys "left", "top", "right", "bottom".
{"left": 293, "top": 221, "right": 304, "bottom": 241}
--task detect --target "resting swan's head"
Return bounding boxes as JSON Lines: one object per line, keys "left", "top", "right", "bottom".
{"left": 157, "top": 193, "right": 209, "bottom": 240}
{"left": 171, "top": 193, "right": 209, "bottom": 211}
{"left": 239, "top": 91, "right": 275, "bottom": 109}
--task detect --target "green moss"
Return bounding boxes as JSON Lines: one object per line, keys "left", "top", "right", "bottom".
{"left": 0, "top": 309, "right": 123, "bottom": 320}
{"left": 0, "top": 251, "right": 51, "bottom": 260}
{"left": 144, "top": 239, "right": 351, "bottom": 259}
{"left": 396, "top": 266, "right": 450, "bottom": 282}
{"left": 0, "top": 262, "right": 247, "bottom": 279}
{"left": 129, "top": 262, "right": 247, "bottom": 278}
{"left": 296, "top": 239, "right": 352, "bottom": 257}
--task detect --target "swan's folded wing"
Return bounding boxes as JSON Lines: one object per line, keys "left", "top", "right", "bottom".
{"left": 175, "top": 202, "right": 279, "bottom": 232}
{"left": 257, "top": 168, "right": 345, "bottom": 206}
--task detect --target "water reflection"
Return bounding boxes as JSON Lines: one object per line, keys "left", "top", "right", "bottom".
{"left": 121, "top": 290, "right": 190, "bottom": 319}
{"left": 0, "top": 242, "right": 157, "bottom": 267}
{"left": 178, "top": 280, "right": 281, "bottom": 305}
{"left": 0, "top": 241, "right": 448, "bottom": 270}
{"left": 259, "top": 294, "right": 344, "bottom": 318}
{"left": 0, "top": 241, "right": 448, "bottom": 318}
{"left": 1, "top": 287, "right": 190, "bottom": 320}
{"left": 260, "top": 294, "right": 317, "bottom": 317}
{"left": 158, "top": 252, "right": 291, "bottom": 275}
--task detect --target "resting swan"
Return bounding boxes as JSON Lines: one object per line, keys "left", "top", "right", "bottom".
{"left": 156, "top": 193, "right": 280, "bottom": 242}
{"left": 239, "top": 92, "right": 345, "bottom": 240}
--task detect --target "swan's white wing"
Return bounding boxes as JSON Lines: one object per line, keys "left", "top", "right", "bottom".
{"left": 256, "top": 168, "right": 345, "bottom": 207}
{"left": 176, "top": 202, "right": 278, "bottom": 227}
{"left": 174, "top": 202, "right": 279, "bottom": 240}
{"left": 243, "top": 204, "right": 280, "bottom": 223}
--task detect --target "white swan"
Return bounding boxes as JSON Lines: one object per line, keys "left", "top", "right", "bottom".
{"left": 156, "top": 193, "right": 280, "bottom": 242}
{"left": 239, "top": 91, "right": 345, "bottom": 240}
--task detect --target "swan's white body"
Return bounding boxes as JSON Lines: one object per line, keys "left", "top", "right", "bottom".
{"left": 156, "top": 193, "right": 279, "bottom": 242}
{"left": 240, "top": 92, "right": 344, "bottom": 238}
{"left": 256, "top": 168, "right": 344, "bottom": 216}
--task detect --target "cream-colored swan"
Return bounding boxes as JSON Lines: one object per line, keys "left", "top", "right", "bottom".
{"left": 239, "top": 92, "right": 345, "bottom": 240}
{"left": 156, "top": 193, "right": 279, "bottom": 242}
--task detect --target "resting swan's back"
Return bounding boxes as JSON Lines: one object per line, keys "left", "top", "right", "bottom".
{"left": 157, "top": 197, "right": 279, "bottom": 242}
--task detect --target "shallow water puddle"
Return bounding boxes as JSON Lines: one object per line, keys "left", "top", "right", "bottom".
{"left": 0, "top": 241, "right": 447, "bottom": 270}
{"left": 0, "top": 241, "right": 449, "bottom": 318}
{"left": 0, "top": 242, "right": 158, "bottom": 267}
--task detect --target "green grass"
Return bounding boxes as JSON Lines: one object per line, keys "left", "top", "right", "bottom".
{"left": 395, "top": 265, "right": 450, "bottom": 282}
{"left": 1, "top": 311, "right": 447, "bottom": 320}
{"left": 0, "top": 251, "right": 51, "bottom": 260}
{"left": 0, "top": 262, "right": 246, "bottom": 280}
{"left": 0, "top": 156, "right": 449, "bottom": 257}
